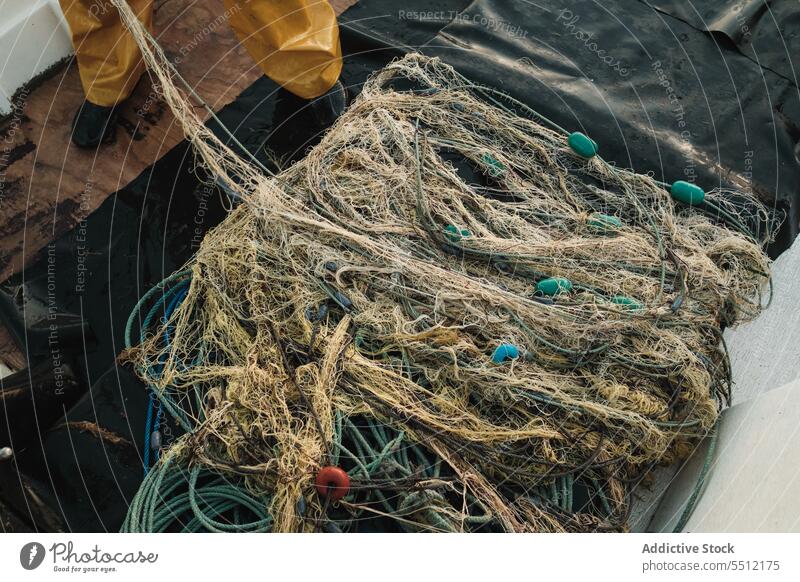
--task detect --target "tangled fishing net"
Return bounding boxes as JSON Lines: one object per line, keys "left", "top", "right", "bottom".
{"left": 113, "top": 1, "right": 775, "bottom": 532}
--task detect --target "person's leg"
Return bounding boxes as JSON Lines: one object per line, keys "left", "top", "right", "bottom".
{"left": 224, "top": 0, "right": 342, "bottom": 100}
{"left": 59, "top": 0, "right": 154, "bottom": 146}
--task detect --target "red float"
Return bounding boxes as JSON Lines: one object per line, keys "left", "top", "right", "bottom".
{"left": 315, "top": 466, "right": 350, "bottom": 500}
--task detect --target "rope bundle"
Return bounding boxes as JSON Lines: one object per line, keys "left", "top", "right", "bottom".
{"left": 113, "top": 0, "right": 774, "bottom": 533}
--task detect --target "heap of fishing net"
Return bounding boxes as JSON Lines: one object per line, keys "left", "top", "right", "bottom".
{"left": 115, "top": 2, "right": 773, "bottom": 534}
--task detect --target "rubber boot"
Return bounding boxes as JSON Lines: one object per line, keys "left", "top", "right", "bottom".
{"left": 70, "top": 100, "right": 119, "bottom": 148}
{"left": 308, "top": 80, "right": 349, "bottom": 129}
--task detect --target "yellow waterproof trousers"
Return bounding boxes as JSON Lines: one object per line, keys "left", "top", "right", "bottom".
{"left": 58, "top": 0, "right": 342, "bottom": 106}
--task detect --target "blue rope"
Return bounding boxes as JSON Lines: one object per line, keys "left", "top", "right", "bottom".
{"left": 140, "top": 278, "right": 191, "bottom": 475}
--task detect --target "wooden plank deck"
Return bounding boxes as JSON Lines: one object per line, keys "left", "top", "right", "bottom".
{"left": 0, "top": 0, "right": 354, "bottom": 369}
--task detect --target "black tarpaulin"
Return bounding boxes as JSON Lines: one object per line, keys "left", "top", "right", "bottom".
{"left": 423, "top": 0, "right": 800, "bottom": 255}
{"left": 644, "top": 0, "right": 800, "bottom": 82}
